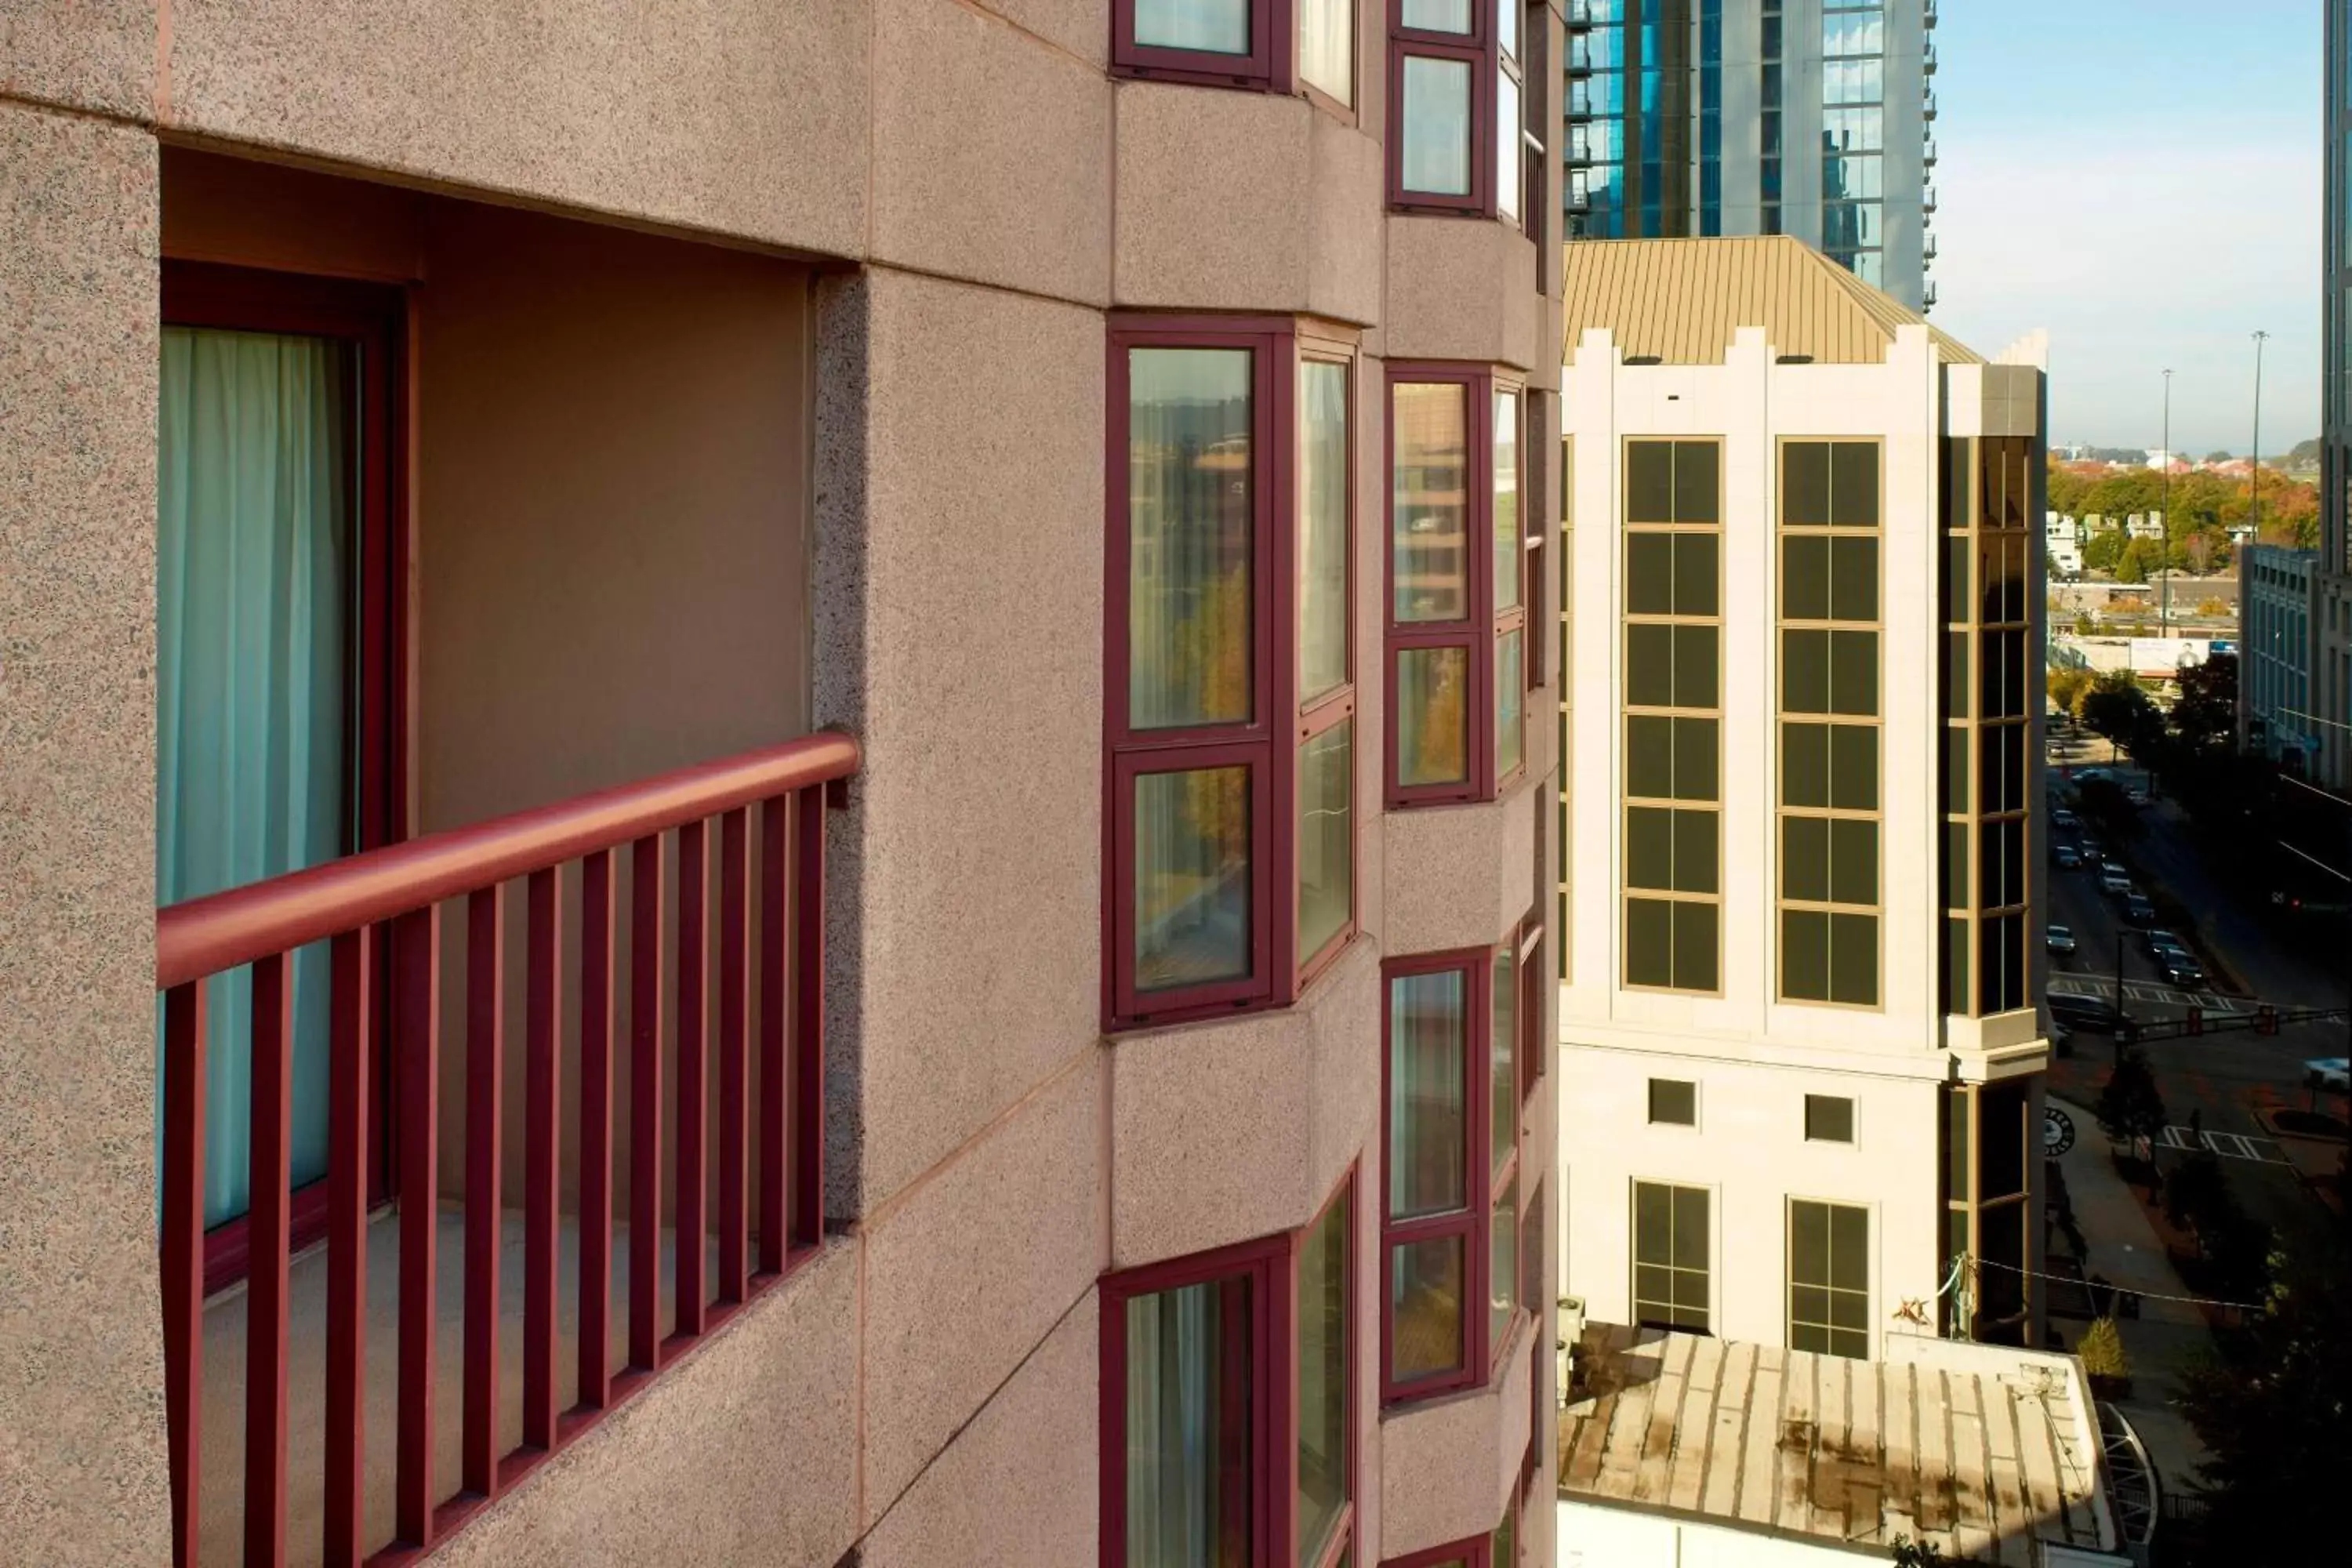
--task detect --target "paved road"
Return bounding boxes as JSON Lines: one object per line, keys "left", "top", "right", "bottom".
{"left": 2042, "top": 729, "right": 2346, "bottom": 1251}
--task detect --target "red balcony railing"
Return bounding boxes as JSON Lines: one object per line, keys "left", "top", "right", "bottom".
{"left": 156, "top": 732, "right": 858, "bottom": 1566}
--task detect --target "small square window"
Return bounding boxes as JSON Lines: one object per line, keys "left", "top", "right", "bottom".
{"left": 1648, "top": 1077, "right": 1697, "bottom": 1127}
{"left": 1805, "top": 1094, "right": 1856, "bottom": 1144}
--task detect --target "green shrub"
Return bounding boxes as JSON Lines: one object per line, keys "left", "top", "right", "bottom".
{"left": 2078, "top": 1317, "right": 2129, "bottom": 1380}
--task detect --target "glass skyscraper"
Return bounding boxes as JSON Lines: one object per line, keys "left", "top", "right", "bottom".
{"left": 2318, "top": 0, "right": 2352, "bottom": 786}
{"left": 1566, "top": 0, "right": 1936, "bottom": 310}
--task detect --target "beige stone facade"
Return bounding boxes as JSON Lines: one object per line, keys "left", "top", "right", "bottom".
{"left": 1, "top": 4, "right": 1562, "bottom": 1563}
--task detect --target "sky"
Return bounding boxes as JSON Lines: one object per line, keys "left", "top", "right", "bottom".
{"left": 1931, "top": 0, "right": 2321, "bottom": 455}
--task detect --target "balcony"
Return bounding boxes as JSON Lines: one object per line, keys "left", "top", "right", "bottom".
{"left": 1925, "top": 280, "right": 1940, "bottom": 309}
{"left": 1924, "top": 38, "right": 1938, "bottom": 73}
{"left": 1566, "top": 0, "right": 1597, "bottom": 27}
{"left": 159, "top": 733, "right": 857, "bottom": 1566}
{"left": 1925, "top": 136, "right": 1939, "bottom": 165}
{"left": 1926, "top": 183, "right": 1940, "bottom": 212}
{"left": 1925, "top": 231, "right": 1939, "bottom": 261}
{"left": 1926, "top": 0, "right": 1940, "bottom": 26}
{"left": 1925, "top": 89, "right": 1939, "bottom": 120}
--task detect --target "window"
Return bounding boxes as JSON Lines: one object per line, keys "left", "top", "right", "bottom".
{"left": 1117, "top": 0, "right": 1357, "bottom": 104}
{"left": 1803, "top": 1094, "right": 1855, "bottom": 1144}
{"left": 1108, "top": 318, "right": 1359, "bottom": 1029}
{"left": 1388, "top": 0, "right": 1523, "bottom": 218}
{"left": 1386, "top": 365, "right": 1527, "bottom": 806}
{"left": 1940, "top": 1081, "right": 2034, "bottom": 1344}
{"left": 1102, "top": 1173, "right": 1356, "bottom": 1568}
{"left": 1622, "top": 440, "right": 1721, "bottom": 993}
{"left": 1788, "top": 1200, "right": 1868, "bottom": 1359}
{"left": 1646, "top": 1077, "right": 1696, "bottom": 1127}
{"left": 1381, "top": 942, "right": 1526, "bottom": 1402}
{"left": 1632, "top": 1180, "right": 1709, "bottom": 1333}
{"left": 1778, "top": 441, "right": 1880, "bottom": 1007}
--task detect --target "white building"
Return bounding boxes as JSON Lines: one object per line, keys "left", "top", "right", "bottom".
{"left": 2125, "top": 511, "right": 2165, "bottom": 542}
{"left": 1557, "top": 237, "right": 2050, "bottom": 1364}
{"left": 2045, "top": 512, "right": 2084, "bottom": 579}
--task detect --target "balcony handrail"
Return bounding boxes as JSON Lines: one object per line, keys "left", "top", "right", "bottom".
{"left": 158, "top": 731, "right": 859, "bottom": 989}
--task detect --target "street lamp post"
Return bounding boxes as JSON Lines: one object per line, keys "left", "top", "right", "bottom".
{"left": 2161, "top": 368, "right": 2173, "bottom": 635}
{"left": 2252, "top": 330, "right": 2270, "bottom": 539}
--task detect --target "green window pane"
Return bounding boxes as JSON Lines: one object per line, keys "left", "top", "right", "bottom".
{"left": 1388, "top": 1236, "right": 1466, "bottom": 1381}
{"left": 1784, "top": 535, "right": 1830, "bottom": 621}
{"left": 1634, "top": 1184, "right": 1672, "bottom": 1264}
{"left": 1791, "top": 1200, "right": 1828, "bottom": 1283}
{"left": 1627, "top": 532, "right": 1673, "bottom": 615}
{"left": 1830, "top": 912, "right": 1878, "bottom": 1004}
{"left": 1785, "top": 628, "right": 1828, "bottom": 713}
{"left": 1675, "top": 717, "right": 1719, "bottom": 801}
{"left": 1830, "top": 1204, "right": 1870, "bottom": 1290}
{"left": 1791, "top": 1319, "right": 1828, "bottom": 1356}
{"left": 1829, "top": 818, "right": 1877, "bottom": 906}
{"left": 1674, "top": 532, "right": 1719, "bottom": 615}
{"left": 1672, "top": 902, "right": 1718, "bottom": 990}
{"left": 1124, "top": 1275, "right": 1255, "bottom": 1564}
{"left": 1387, "top": 971, "right": 1467, "bottom": 1218}
{"left": 1628, "top": 807, "right": 1675, "bottom": 891}
{"left": 1402, "top": 0, "right": 1472, "bottom": 31}
{"left": 1628, "top": 623, "right": 1675, "bottom": 708}
{"left": 1675, "top": 809, "right": 1719, "bottom": 895}
{"left": 1944, "top": 630, "right": 1970, "bottom": 718}
{"left": 1829, "top": 536, "right": 1878, "bottom": 622}
{"left": 1494, "top": 390, "right": 1520, "bottom": 612}
{"left": 1399, "top": 56, "right": 1473, "bottom": 195}
{"left": 1830, "top": 724, "right": 1877, "bottom": 810}
{"left": 1943, "top": 821, "right": 1969, "bottom": 911}
{"left": 1673, "top": 441, "right": 1719, "bottom": 523}
{"left": 1943, "top": 916, "right": 1970, "bottom": 1012}
{"left": 1298, "top": 1183, "right": 1350, "bottom": 1564}
{"left": 1298, "top": 720, "right": 1353, "bottom": 961}
{"left": 1137, "top": 0, "right": 1250, "bottom": 52}
{"left": 1628, "top": 715, "right": 1673, "bottom": 798}
{"left": 1635, "top": 1262, "right": 1671, "bottom": 1307}
{"left": 1784, "top": 722, "right": 1829, "bottom": 808}
{"left": 1392, "top": 383, "right": 1470, "bottom": 622}
{"left": 1129, "top": 347, "right": 1254, "bottom": 729}
{"left": 1829, "top": 442, "right": 1878, "bottom": 527}
{"left": 1784, "top": 441, "right": 1830, "bottom": 526}
{"left": 1396, "top": 646, "right": 1469, "bottom": 786}
{"left": 1943, "top": 534, "right": 1970, "bottom": 622}
{"left": 1134, "top": 766, "right": 1252, "bottom": 992}
{"left": 1628, "top": 441, "right": 1675, "bottom": 523}
{"left": 1497, "top": 630, "right": 1524, "bottom": 778}
{"left": 1672, "top": 1185, "right": 1709, "bottom": 1266}
{"left": 1626, "top": 898, "right": 1673, "bottom": 988}
{"left": 1784, "top": 815, "right": 1828, "bottom": 902}
{"left": 1647, "top": 1077, "right": 1697, "bottom": 1125}
{"left": 1299, "top": 359, "right": 1351, "bottom": 702}
{"left": 1674, "top": 625, "right": 1719, "bottom": 708}
{"left": 1490, "top": 953, "right": 1516, "bottom": 1181}
{"left": 1942, "top": 725, "right": 1969, "bottom": 811}
{"left": 1488, "top": 1171, "right": 1518, "bottom": 1350}
{"left": 1783, "top": 909, "right": 1828, "bottom": 1000}
{"left": 1829, "top": 630, "right": 1877, "bottom": 716}
{"left": 1805, "top": 1094, "right": 1855, "bottom": 1144}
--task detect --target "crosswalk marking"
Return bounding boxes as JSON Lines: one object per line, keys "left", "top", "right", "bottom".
{"left": 2157, "top": 1125, "right": 2288, "bottom": 1163}
{"left": 2046, "top": 975, "right": 2252, "bottom": 1018}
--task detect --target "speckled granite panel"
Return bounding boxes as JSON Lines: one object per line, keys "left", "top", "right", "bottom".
{"left": 0, "top": 1, "right": 154, "bottom": 120}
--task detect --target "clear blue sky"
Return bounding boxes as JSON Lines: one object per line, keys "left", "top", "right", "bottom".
{"left": 1931, "top": 0, "right": 2321, "bottom": 455}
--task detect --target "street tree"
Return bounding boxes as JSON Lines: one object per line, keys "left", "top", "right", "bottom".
{"left": 2095, "top": 1047, "right": 2167, "bottom": 1167}
{"left": 2169, "top": 652, "right": 2237, "bottom": 755}
{"left": 2076, "top": 670, "right": 2159, "bottom": 758}
{"left": 2047, "top": 665, "right": 2093, "bottom": 715}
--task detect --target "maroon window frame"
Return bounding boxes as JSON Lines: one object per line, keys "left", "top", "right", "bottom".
{"left": 1100, "top": 1168, "right": 1358, "bottom": 1568}
{"left": 1515, "top": 916, "right": 1544, "bottom": 1101}
{"left": 1106, "top": 316, "right": 1360, "bottom": 1031}
{"left": 1385, "top": 363, "right": 1526, "bottom": 808}
{"left": 1492, "top": 383, "right": 1527, "bottom": 793}
{"left": 1386, "top": 0, "right": 1498, "bottom": 216}
{"left": 1380, "top": 942, "right": 1525, "bottom": 1404}
{"left": 162, "top": 260, "right": 410, "bottom": 1295}
{"left": 1113, "top": 0, "right": 1293, "bottom": 91}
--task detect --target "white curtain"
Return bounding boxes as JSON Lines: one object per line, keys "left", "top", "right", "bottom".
{"left": 1126, "top": 1281, "right": 1247, "bottom": 1566}
{"left": 158, "top": 325, "right": 351, "bottom": 1229}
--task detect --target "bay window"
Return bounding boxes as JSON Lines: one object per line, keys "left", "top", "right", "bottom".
{"left": 1388, "top": 1, "right": 1526, "bottom": 219}
{"left": 1117, "top": 0, "right": 1358, "bottom": 105}
{"left": 1385, "top": 365, "right": 1526, "bottom": 807}
{"left": 1103, "top": 1174, "right": 1356, "bottom": 1568}
{"left": 1380, "top": 924, "right": 1535, "bottom": 1403}
{"left": 1108, "top": 318, "right": 1358, "bottom": 1029}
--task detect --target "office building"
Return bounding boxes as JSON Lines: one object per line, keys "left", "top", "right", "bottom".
{"left": 2241, "top": 546, "right": 2323, "bottom": 770}
{"left": 1555, "top": 238, "right": 2050, "bottom": 1370}
{"left": 2320, "top": 0, "right": 2352, "bottom": 786}
{"left": 0, "top": 5, "right": 1563, "bottom": 1565}
{"left": 1566, "top": 0, "right": 1937, "bottom": 310}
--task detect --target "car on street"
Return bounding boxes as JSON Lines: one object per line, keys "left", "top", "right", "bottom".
{"left": 2052, "top": 808, "right": 2080, "bottom": 832}
{"left": 2307, "top": 1058, "right": 2350, "bottom": 1094}
{"left": 2126, "top": 786, "right": 2151, "bottom": 808}
{"left": 2100, "top": 866, "right": 2133, "bottom": 895}
{"left": 2158, "top": 953, "right": 2208, "bottom": 989}
{"left": 2046, "top": 924, "right": 2078, "bottom": 956}
{"left": 2050, "top": 993, "right": 2124, "bottom": 1034}
{"left": 2143, "top": 928, "right": 2185, "bottom": 960}
{"left": 2052, "top": 844, "right": 2082, "bottom": 870}
{"left": 2123, "top": 895, "right": 2157, "bottom": 927}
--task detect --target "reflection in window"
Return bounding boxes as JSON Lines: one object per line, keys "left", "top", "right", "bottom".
{"left": 1134, "top": 767, "right": 1252, "bottom": 991}
{"left": 1299, "top": 0, "right": 1355, "bottom": 105}
{"left": 1130, "top": 347, "right": 1254, "bottom": 730}
{"left": 1134, "top": 0, "right": 1250, "bottom": 55}
{"left": 1632, "top": 1180, "right": 1709, "bottom": 1332}
{"left": 1392, "top": 383, "right": 1470, "bottom": 622}
{"left": 1397, "top": 648, "right": 1469, "bottom": 786}
{"left": 1789, "top": 1200, "right": 1869, "bottom": 1359}
{"left": 1402, "top": 0, "right": 1472, "bottom": 34}
{"left": 1400, "top": 56, "right": 1474, "bottom": 197}
{"left": 1123, "top": 1274, "right": 1254, "bottom": 1563}
{"left": 1297, "top": 1181, "right": 1350, "bottom": 1566}
{"left": 1388, "top": 971, "right": 1468, "bottom": 1218}
{"left": 1298, "top": 720, "right": 1353, "bottom": 963}
{"left": 1389, "top": 1235, "right": 1467, "bottom": 1382}
{"left": 1300, "top": 360, "right": 1351, "bottom": 702}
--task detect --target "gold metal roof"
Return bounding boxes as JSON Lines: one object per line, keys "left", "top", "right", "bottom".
{"left": 1562, "top": 234, "right": 1985, "bottom": 367}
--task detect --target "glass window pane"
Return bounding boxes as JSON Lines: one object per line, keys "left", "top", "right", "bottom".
{"left": 1784, "top": 442, "right": 1830, "bottom": 526}
{"left": 1672, "top": 442, "right": 1719, "bottom": 524}
{"left": 1671, "top": 1185, "right": 1708, "bottom": 1268}
{"left": 1388, "top": 970, "right": 1468, "bottom": 1218}
{"left": 1300, "top": 360, "right": 1350, "bottom": 702}
{"left": 1830, "top": 443, "right": 1878, "bottom": 527}
{"left": 1784, "top": 722, "right": 1828, "bottom": 808}
{"left": 1494, "top": 390, "right": 1520, "bottom": 608}
{"left": 1298, "top": 720, "right": 1353, "bottom": 961}
{"left": 1298, "top": 1186, "right": 1349, "bottom": 1564}
{"left": 1628, "top": 532, "right": 1672, "bottom": 615}
{"left": 1134, "top": 766, "right": 1252, "bottom": 992}
{"left": 1675, "top": 809, "right": 1718, "bottom": 895}
{"left": 1401, "top": 56, "right": 1474, "bottom": 196}
{"left": 1491, "top": 951, "right": 1517, "bottom": 1179}
{"left": 1830, "top": 536, "right": 1878, "bottom": 622}
{"left": 1676, "top": 717, "right": 1719, "bottom": 801}
{"left": 1830, "top": 912, "right": 1878, "bottom": 1004}
{"left": 1134, "top": 0, "right": 1250, "bottom": 53}
{"left": 1672, "top": 902, "right": 1717, "bottom": 990}
{"left": 1393, "top": 383, "right": 1470, "bottom": 621}
{"left": 1627, "top": 442, "right": 1674, "bottom": 523}
{"left": 1784, "top": 628, "right": 1828, "bottom": 713}
{"left": 1628, "top": 714, "right": 1673, "bottom": 798}
{"left": 1124, "top": 1275, "right": 1254, "bottom": 1566}
{"left": 1625, "top": 897, "right": 1673, "bottom": 988}
{"left": 1784, "top": 535, "right": 1829, "bottom": 620}
{"left": 1791, "top": 1200, "right": 1828, "bottom": 1283}
{"left": 1830, "top": 1203, "right": 1869, "bottom": 1291}
{"left": 1674, "top": 532, "right": 1719, "bottom": 616}
{"left": 1627, "top": 623, "right": 1673, "bottom": 708}
{"left": 1497, "top": 630, "right": 1524, "bottom": 776}
{"left": 1131, "top": 347, "right": 1254, "bottom": 730}
{"left": 1628, "top": 807, "right": 1674, "bottom": 891}
{"left": 1396, "top": 646, "right": 1470, "bottom": 786}
{"left": 1497, "top": 0, "right": 1519, "bottom": 59}
{"left": 1830, "top": 724, "right": 1877, "bottom": 811}
{"left": 1783, "top": 908, "right": 1828, "bottom": 1000}
{"left": 1497, "top": 68, "right": 1523, "bottom": 221}
{"left": 1784, "top": 815, "right": 1828, "bottom": 902}
{"left": 1829, "top": 818, "right": 1878, "bottom": 906}
{"left": 1402, "top": 0, "right": 1472, "bottom": 32}
{"left": 1830, "top": 630, "right": 1877, "bottom": 716}
{"left": 1675, "top": 625, "right": 1719, "bottom": 709}
{"left": 1648, "top": 1078, "right": 1696, "bottom": 1126}
{"left": 1299, "top": 0, "right": 1355, "bottom": 105}
{"left": 1490, "top": 1171, "right": 1519, "bottom": 1351}
{"left": 1634, "top": 1183, "right": 1671, "bottom": 1264}
{"left": 1806, "top": 1095, "right": 1855, "bottom": 1144}
{"left": 1389, "top": 1235, "right": 1467, "bottom": 1381}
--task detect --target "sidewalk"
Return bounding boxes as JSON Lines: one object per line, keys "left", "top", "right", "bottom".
{"left": 2047, "top": 1093, "right": 2212, "bottom": 1502}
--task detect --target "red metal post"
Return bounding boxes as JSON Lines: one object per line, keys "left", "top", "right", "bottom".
{"left": 463, "top": 887, "right": 504, "bottom": 1497}
{"left": 757, "top": 797, "right": 789, "bottom": 1276}
{"left": 325, "top": 931, "right": 372, "bottom": 1566}
{"left": 675, "top": 818, "right": 708, "bottom": 1338}
{"left": 394, "top": 906, "right": 441, "bottom": 1548}
{"left": 247, "top": 953, "right": 295, "bottom": 1567}
{"left": 523, "top": 867, "right": 561, "bottom": 1450}
{"left": 792, "top": 785, "right": 828, "bottom": 1251}
{"left": 717, "top": 808, "right": 750, "bottom": 1303}
{"left": 162, "top": 979, "right": 208, "bottom": 1568}
{"left": 630, "top": 833, "right": 665, "bottom": 1371}
{"left": 579, "top": 849, "right": 615, "bottom": 1408}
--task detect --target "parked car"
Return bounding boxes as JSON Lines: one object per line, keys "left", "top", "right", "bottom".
{"left": 2046, "top": 924, "right": 2078, "bottom": 956}
{"left": 2307, "top": 1058, "right": 2350, "bottom": 1094}
{"left": 2052, "top": 844, "right": 2082, "bottom": 871}
{"left": 2122, "top": 895, "right": 2157, "bottom": 927}
{"left": 2052, "top": 808, "right": 2080, "bottom": 832}
{"left": 2159, "top": 953, "right": 2208, "bottom": 989}
{"left": 2050, "top": 993, "right": 2124, "bottom": 1034}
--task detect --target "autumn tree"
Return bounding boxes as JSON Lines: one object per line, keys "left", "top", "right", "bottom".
{"left": 2047, "top": 665, "right": 2094, "bottom": 713}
